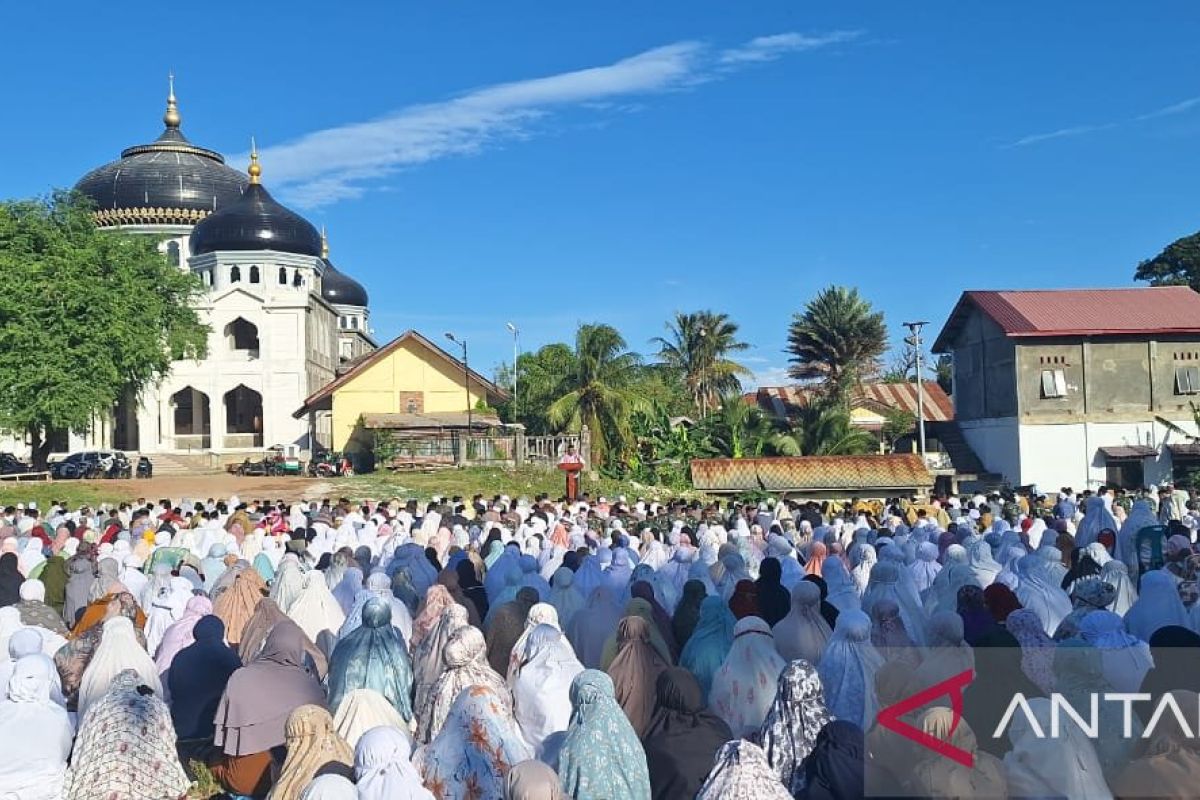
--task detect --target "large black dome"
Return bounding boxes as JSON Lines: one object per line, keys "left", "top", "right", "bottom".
{"left": 322, "top": 260, "right": 369, "bottom": 307}
{"left": 189, "top": 180, "right": 322, "bottom": 257}
{"left": 74, "top": 93, "right": 248, "bottom": 228}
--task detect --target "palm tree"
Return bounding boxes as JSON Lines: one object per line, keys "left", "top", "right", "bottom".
{"left": 547, "top": 324, "right": 644, "bottom": 466}
{"left": 653, "top": 311, "right": 751, "bottom": 416}
{"left": 787, "top": 286, "right": 887, "bottom": 403}
{"left": 773, "top": 401, "right": 878, "bottom": 456}
{"left": 706, "top": 393, "right": 775, "bottom": 458}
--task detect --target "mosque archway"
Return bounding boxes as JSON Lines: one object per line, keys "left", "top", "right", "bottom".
{"left": 170, "top": 387, "right": 210, "bottom": 449}
{"left": 224, "top": 385, "right": 263, "bottom": 448}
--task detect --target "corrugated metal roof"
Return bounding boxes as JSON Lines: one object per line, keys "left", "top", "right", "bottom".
{"left": 934, "top": 287, "right": 1200, "bottom": 352}
{"left": 690, "top": 454, "right": 933, "bottom": 494}
{"left": 751, "top": 382, "right": 953, "bottom": 422}
{"left": 1098, "top": 445, "right": 1157, "bottom": 459}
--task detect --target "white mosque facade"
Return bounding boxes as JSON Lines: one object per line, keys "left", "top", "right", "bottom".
{"left": 50, "top": 84, "right": 376, "bottom": 461}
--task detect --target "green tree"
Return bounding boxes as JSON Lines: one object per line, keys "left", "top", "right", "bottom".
{"left": 546, "top": 324, "right": 645, "bottom": 466}
{"left": 1135, "top": 231, "right": 1200, "bottom": 290}
{"left": 495, "top": 343, "right": 577, "bottom": 433}
{"left": 787, "top": 286, "right": 888, "bottom": 403}
{"left": 881, "top": 408, "right": 917, "bottom": 450}
{"left": 705, "top": 393, "right": 776, "bottom": 458}
{"left": 652, "top": 310, "right": 751, "bottom": 416}
{"left": 935, "top": 353, "right": 953, "bottom": 396}
{"left": 0, "top": 192, "right": 208, "bottom": 468}
{"left": 774, "top": 401, "right": 878, "bottom": 456}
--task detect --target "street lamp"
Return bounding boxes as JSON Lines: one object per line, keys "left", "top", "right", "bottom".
{"left": 444, "top": 332, "right": 471, "bottom": 432}
{"left": 902, "top": 320, "right": 930, "bottom": 458}
{"left": 505, "top": 322, "right": 519, "bottom": 416}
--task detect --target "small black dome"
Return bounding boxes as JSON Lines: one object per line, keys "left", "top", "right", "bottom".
{"left": 189, "top": 182, "right": 322, "bottom": 256}
{"left": 322, "top": 260, "right": 370, "bottom": 307}
{"left": 75, "top": 109, "right": 248, "bottom": 228}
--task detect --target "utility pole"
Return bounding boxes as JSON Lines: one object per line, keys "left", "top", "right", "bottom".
{"left": 445, "top": 332, "right": 471, "bottom": 432}
{"left": 903, "top": 321, "right": 930, "bottom": 458}
{"left": 506, "top": 322, "right": 519, "bottom": 417}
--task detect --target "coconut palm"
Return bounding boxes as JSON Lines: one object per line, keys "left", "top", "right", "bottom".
{"left": 653, "top": 311, "right": 751, "bottom": 416}
{"left": 706, "top": 393, "right": 776, "bottom": 458}
{"left": 547, "top": 324, "right": 644, "bottom": 466}
{"left": 772, "top": 401, "right": 878, "bottom": 456}
{"left": 787, "top": 286, "right": 887, "bottom": 403}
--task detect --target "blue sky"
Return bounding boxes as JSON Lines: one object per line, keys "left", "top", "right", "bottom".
{"left": 7, "top": 2, "right": 1200, "bottom": 388}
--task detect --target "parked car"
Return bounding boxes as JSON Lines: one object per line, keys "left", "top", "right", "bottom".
{"left": 50, "top": 450, "right": 129, "bottom": 479}
{"left": 0, "top": 453, "right": 30, "bottom": 475}
{"left": 136, "top": 456, "right": 153, "bottom": 479}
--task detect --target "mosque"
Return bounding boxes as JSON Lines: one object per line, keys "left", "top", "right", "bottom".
{"left": 69, "top": 80, "right": 376, "bottom": 460}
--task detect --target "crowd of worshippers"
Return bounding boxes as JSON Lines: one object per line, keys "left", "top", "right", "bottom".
{"left": 0, "top": 485, "right": 1198, "bottom": 799}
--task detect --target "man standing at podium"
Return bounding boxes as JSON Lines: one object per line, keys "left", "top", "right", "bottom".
{"left": 559, "top": 444, "right": 585, "bottom": 502}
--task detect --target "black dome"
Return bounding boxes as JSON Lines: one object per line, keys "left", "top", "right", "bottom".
{"left": 322, "top": 260, "right": 370, "bottom": 307}
{"left": 75, "top": 121, "right": 248, "bottom": 228}
{"left": 189, "top": 182, "right": 322, "bottom": 256}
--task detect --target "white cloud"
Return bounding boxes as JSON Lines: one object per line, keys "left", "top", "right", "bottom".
{"left": 1006, "top": 123, "right": 1116, "bottom": 148}
{"left": 751, "top": 366, "right": 792, "bottom": 388}
{"left": 718, "top": 30, "right": 863, "bottom": 64}
{"left": 1137, "top": 96, "right": 1200, "bottom": 121}
{"left": 233, "top": 32, "right": 861, "bottom": 208}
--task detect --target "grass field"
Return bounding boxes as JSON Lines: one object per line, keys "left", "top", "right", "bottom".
{"left": 0, "top": 465, "right": 703, "bottom": 509}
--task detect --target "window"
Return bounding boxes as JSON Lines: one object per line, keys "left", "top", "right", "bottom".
{"left": 202, "top": 270, "right": 212, "bottom": 287}
{"left": 224, "top": 318, "right": 260, "bottom": 352}
{"left": 230, "top": 265, "right": 241, "bottom": 283}
{"left": 293, "top": 271, "right": 303, "bottom": 287}
{"left": 1177, "top": 366, "right": 1200, "bottom": 395}
{"left": 279, "top": 267, "right": 288, "bottom": 285}
{"left": 1040, "top": 369, "right": 1067, "bottom": 399}
{"left": 351, "top": 317, "right": 359, "bottom": 330}
{"left": 166, "top": 241, "right": 181, "bottom": 267}
{"left": 249, "top": 265, "right": 260, "bottom": 284}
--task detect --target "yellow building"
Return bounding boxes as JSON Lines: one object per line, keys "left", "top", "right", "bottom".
{"left": 294, "top": 330, "right": 508, "bottom": 462}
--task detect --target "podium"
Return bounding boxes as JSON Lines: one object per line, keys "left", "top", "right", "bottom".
{"left": 558, "top": 462, "right": 582, "bottom": 501}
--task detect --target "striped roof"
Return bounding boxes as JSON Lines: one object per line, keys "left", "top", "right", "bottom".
{"left": 750, "top": 381, "right": 953, "bottom": 422}
{"left": 933, "top": 287, "right": 1200, "bottom": 352}
{"left": 690, "top": 454, "right": 933, "bottom": 495}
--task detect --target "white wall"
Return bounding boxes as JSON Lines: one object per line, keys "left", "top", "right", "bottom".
{"left": 1014, "top": 418, "right": 1200, "bottom": 491}
{"left": 960, "top": 417, "right": 1021, "bottom": 482}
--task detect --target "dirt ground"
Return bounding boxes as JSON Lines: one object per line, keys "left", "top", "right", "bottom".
{"left": 103, "top": 474, "right": 338, "bottom": 503}
{"left": 0, "top": 474, "right": 339, "bottom": 507}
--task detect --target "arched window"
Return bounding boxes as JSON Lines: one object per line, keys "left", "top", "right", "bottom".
{"left": 166, "top": 240, "right": 181, "bottom": 267}
{"left": 249, "top": 265, "right": 260, "bottom": 284}
{"left": 351, "top": 317, "right": 359, "bottom": 330}
{"left": 202, "top": 270, "right": 212, "bottom": 287}
{"left": 230, "top": 265, "right": 241, "bottom": 283}
{"left": 293, "top": 271, "right": 303, "bottom": 287}
{"left": 224, "top": 317, "right": 260, "bottom": 353}
{"left": 279, "top": 267, "right": 288, "bottom": 285}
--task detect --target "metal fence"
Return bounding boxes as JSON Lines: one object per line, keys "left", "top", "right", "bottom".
{"left": 380, "top": 428, "right": 590, "bottom": 470}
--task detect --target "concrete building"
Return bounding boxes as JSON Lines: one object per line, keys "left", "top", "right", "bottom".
{"left": 932, "top": 287, "right": 1200, "bottom": 491}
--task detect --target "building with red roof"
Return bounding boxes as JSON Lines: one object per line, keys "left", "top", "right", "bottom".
{"left": 933, "top": 287, "right": 1200, "bottom": 491}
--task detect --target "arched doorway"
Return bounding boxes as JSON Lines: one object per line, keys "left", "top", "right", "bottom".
{"left": 113, "top": 388, "right": 140, "bottom": 452}
{"left": 224, "top": 385, "right": 263, "bottom": 448}
{"left": 170, "top": 387, "right": 210, "bottom": 450}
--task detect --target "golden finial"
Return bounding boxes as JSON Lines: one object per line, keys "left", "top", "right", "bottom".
{"left": 248, "top": 136, "right": 262, "bottom": 184}
{"left": 321, "top": 225, "right": 330, "bottom": 258}
{"left": 163, "top": 71, "right": 181, "bottom": 128}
